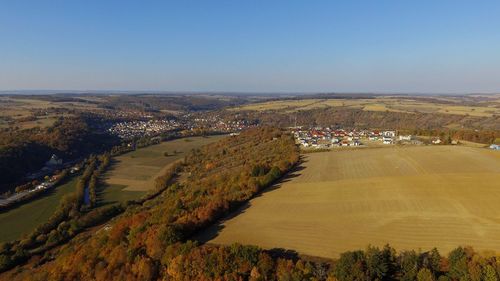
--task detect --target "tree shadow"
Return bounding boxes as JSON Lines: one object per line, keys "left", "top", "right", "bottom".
{"left": 95, "top": 183, "right": 119, "bottom": 208}
{"left": 193, "top": 156, "right": 308, "bottom": 243}
{"left": 94, "top": 159, "right": 121, "bottom": 207}
{"left": 265, "top": 248, "right": 300, "bottom": 261}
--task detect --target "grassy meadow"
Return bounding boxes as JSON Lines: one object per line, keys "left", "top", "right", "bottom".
{"left": 100, "top": 135, "right": 226, "bottom": 203}
{"left": 205, "top": 145, "right": 500, "bottom": 258}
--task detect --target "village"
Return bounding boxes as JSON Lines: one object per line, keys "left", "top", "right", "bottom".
{"left": 108, "top": 119, "right": 180, "bottom": 139}
{"left": 108, "top": 114, "right": 256, "bottom": 140}
{"left": 292, "top": 127, "right": 418, "bottom": 149}
{"left": 293, "top": 127, "right": 500, "bottom": 150}
{"left": 190, "top": 115, "right": 257, "bottom": 132}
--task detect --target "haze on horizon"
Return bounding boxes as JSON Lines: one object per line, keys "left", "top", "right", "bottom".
{"left": 1, "top": 1, "right": 500, "bottom": 94}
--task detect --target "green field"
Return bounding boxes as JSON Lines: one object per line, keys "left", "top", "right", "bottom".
{"left": 0, "top": 178, "right": 77, "bottom": 242}
{"left": 101, "top": 135, "right": 226, "bottom": 203}
{"left": 205, "top": 145, "right": 500, "bottom": 258}
{"left": 97, "top": 184, "right": 146, "bottom": 206}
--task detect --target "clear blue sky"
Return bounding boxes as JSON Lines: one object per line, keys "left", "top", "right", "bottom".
{"left": 1, "top": 0, "right": 500, "bottom": 93}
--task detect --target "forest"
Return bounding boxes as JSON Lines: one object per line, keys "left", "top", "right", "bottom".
{"left": 0, "top": 116, "right": 120, "bottom": 194}
{"left": 0, "top": 127, "right": 300, "bottom": 280}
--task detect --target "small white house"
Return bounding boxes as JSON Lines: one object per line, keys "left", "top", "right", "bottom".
{"left": 398, "top": 135, "right": 413, "bottom": 141}
{"left": 383, "top": 137, "right": 393, "bottom": 144}
{"left": 490, "top": 144, "right": 500, "bottom": 150}
{"left": 432, "top": 138, "right": 442, "bottom": 144}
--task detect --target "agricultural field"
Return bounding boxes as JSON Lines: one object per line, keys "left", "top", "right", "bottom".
{"left": 0, "top": 97, "right": 87, "bottom": 129}
{"left": 231, "top": 97, "right": 500, "bottom": 117}
{"left": 205, "top": 145, "right": 500, "bottom": 258}
{"left": 100, "top": 135, "right": 226, "bottom": 203}
{"left": 0, "top": 178, "right": 77, "bottom": 242}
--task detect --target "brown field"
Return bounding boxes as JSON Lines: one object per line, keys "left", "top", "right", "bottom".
{"left": 205, "top": 145, "right": 500, "bottom": 257}
{"left": 232, "top": 97, "right": 500, "bottom": 117}
{"left": 104, "top": 135, "right": 226, "bottom": 191}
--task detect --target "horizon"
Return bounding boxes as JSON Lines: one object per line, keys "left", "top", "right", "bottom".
{"left": 1, "top": 89, "right": 499, "bottom": 96}
{"left": 2, "top": 1, "right": 500, "bottom": 93}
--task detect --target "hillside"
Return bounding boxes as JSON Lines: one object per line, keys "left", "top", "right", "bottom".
{"left": 0, "top": 127, "right": 300, "bottom": 280}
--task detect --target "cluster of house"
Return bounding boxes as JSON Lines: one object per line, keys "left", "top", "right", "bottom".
{"left": 293, "top": 127, "right": 413, "bottom": 149}
{"left": 98, "top": 109, "right": 155, "bottom": 120}
{"left": 106, "top": 112, "right": 259, "bottom": 140}
{"left": 108, "top": 119, "right": 180, "bottom": 139}
{"left": 188, "top": 114, "right": 257, "bottom": 132}
{"left": 490, "top": 144, "right": 500, "bottom": 150}
{"left": 0, "top": 175, "right": 58, "bottom": 208}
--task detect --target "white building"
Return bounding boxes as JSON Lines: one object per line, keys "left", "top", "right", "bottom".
{"left": 383, "top": 136, "right": 393, "bottom": 144}
{"left": 398, "top": 135, "right": 413, "bottom": 141}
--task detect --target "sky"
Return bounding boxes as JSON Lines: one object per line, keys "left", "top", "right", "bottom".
{"left": 1, "top": 0, "right": 500, "bottom": 93}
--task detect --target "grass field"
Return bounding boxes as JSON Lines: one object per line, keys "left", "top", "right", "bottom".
{"left": 232, "top": 97, "right": 500, "bottom": 117}
{"left": 0, "top": 178, "right": 77, "bottom": 242}
{"left": 101, "top": 135, "right": 226, "bottom": 202}
{"left": 97, "top": 184, "right": 146, "bottom": 206}
{"left": 205, "top": 146, "right": 500, "bottom": 258}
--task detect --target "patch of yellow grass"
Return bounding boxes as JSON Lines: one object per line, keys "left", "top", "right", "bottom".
{"left": 205, "top": 146, "right": 500, "bottom": 257}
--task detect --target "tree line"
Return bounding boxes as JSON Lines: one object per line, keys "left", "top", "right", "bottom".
{"left": 0, "top": 153, "right": 118, "bottom": 272}
{"left": 0, "top": 127, "right": 301, "bottom": 280}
